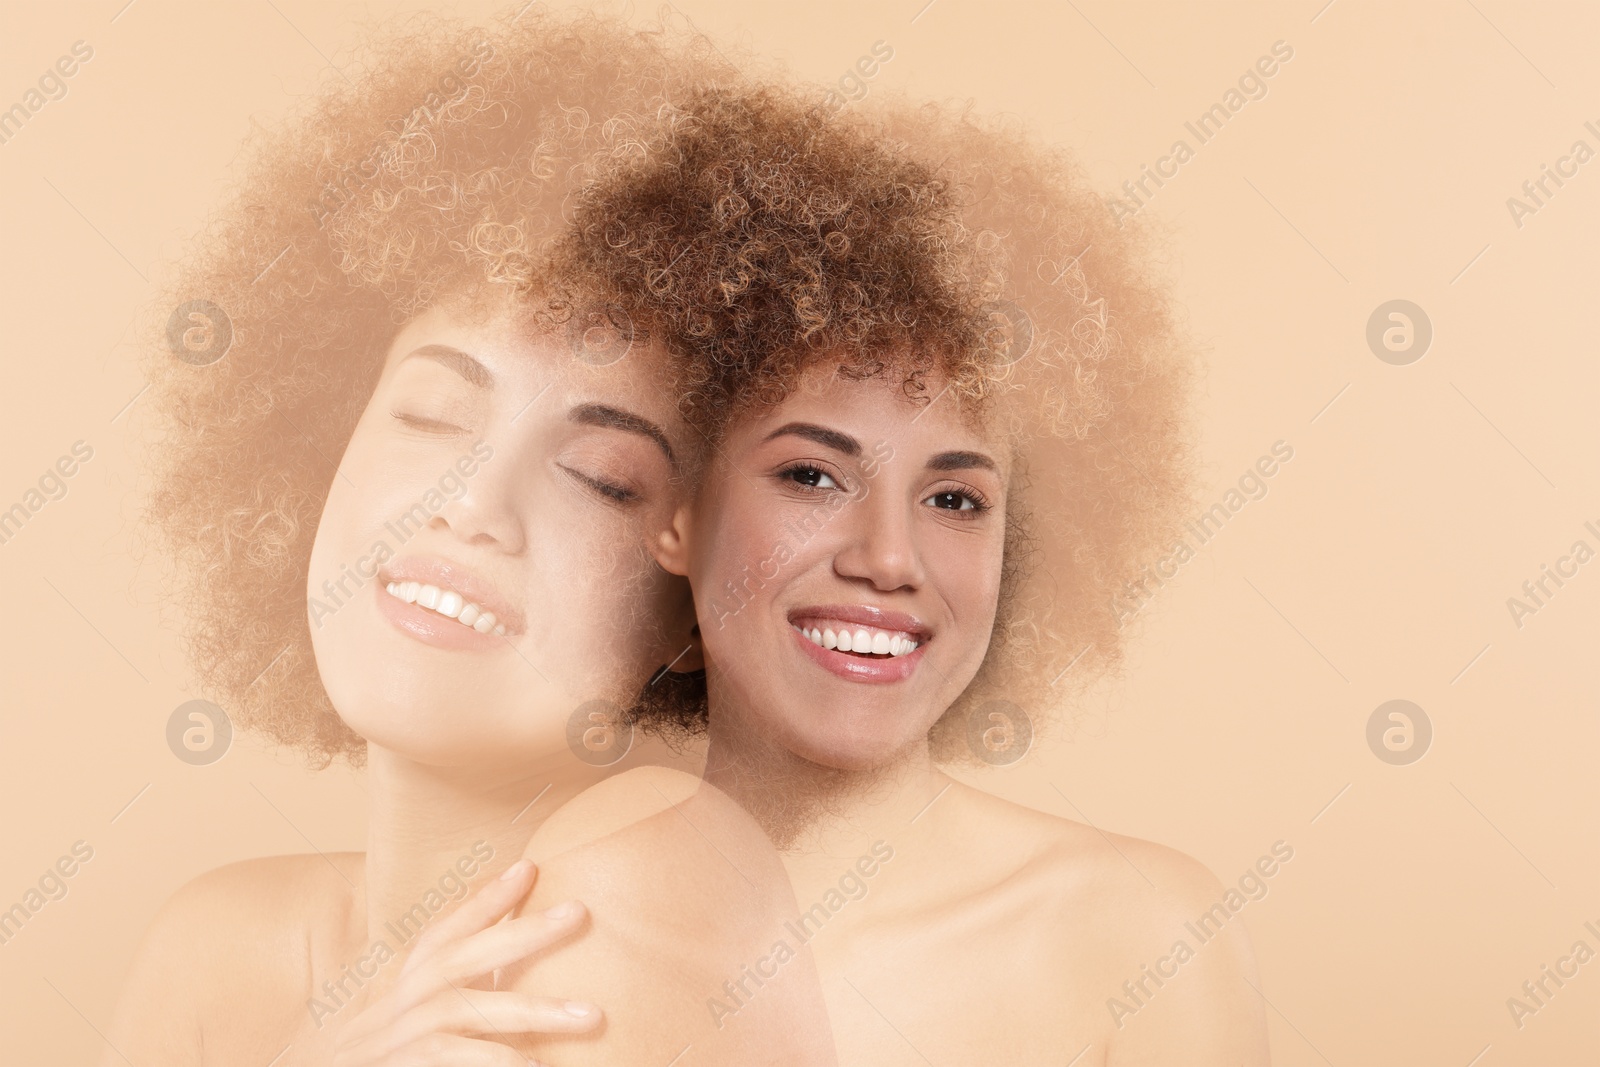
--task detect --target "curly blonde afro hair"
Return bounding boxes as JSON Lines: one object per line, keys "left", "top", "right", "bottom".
{"left": 560, "top": 85, "right": 1197, "bottom": 760}
{"left": 144, "top": 9, "right": 741, "bottom": 766}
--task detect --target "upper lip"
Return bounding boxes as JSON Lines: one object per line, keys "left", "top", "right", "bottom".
{"left": 787, "top": 604, "right": 932, "bottom": 640}
{"left": 378, "top": 555, "right": 526, "bottom": 635}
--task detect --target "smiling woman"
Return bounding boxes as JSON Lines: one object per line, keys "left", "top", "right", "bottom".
{"left": 559, "top": 78, "right": 1268, "bottom": 1065}
{"left": 140, "top": 10, "right": 734, "bottom": 765}
{"left": 303, "top": 298, "right": 697, "bottom": 766}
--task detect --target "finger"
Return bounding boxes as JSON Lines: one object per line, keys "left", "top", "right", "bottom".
{"left": 432, "top": 900, "right": 588, "bottom": 986}
{"left": 366, "top": 901, "right": 589, "bottom": 1042}
{"left": 401, "top": 860, "right": 540, "bottom": 977}
{"left": 340, "top": 989, "right": 601, "bottom": 1063}
{"left": 339, "top": 864, "right": 545, "bottom": 1046}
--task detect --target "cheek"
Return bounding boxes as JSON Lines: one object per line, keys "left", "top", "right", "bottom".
{"left": 533, "top": 510, "right": 662, "bottom": 646}
{"left": 935, "top": 532, "right": 1006, "bottom": 630}
{"left": 307, "top": 473, "right": 372, "bottom": 592}
{"left": 314, "top": 415, "right": 410, "bottom": 549}
{"left": 687, "top": 498, "right": 780, "bottom": 638}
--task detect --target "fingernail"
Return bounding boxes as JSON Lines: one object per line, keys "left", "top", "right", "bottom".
{"left": 499, "top": 859, "right": 533, "bottom": 881}
{"left": 564, "top": 1000, "right": 597, "bottom": 1017}
{"left": 545, "top": 900, "right": 582, "bottom": 920}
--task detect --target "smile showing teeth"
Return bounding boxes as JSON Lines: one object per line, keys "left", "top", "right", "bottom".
{"left": 385, "top": 581, "right": 505, "bottom": 636}
{"left": 792, "top": 623, "right": 919, "bottom": 657}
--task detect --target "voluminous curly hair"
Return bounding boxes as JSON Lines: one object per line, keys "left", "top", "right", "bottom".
{"left": 144, "top": 9, "right": 740, "bottom": 766}
{"left": 562, "top": 85, "right": 1196, "bottom": 760}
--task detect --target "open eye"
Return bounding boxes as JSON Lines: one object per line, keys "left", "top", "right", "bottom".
{"left": 922, "top": 486, "right": 991, "bottom": 514}
{"left": 778, "top": 463, "right": 842, "bottom": 491}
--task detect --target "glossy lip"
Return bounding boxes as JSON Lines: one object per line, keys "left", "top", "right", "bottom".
{"left": 786, "top": 604, "right": 931, "bottom": 639}
{"left": 785, "top": 604, "right": 931, "bottom": 685}
{"left": 375, "top": 555, "right": 524, "bottom": 652}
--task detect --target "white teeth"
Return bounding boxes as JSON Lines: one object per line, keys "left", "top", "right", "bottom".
{"left": 793, "top": 622, "right": 920, "bottom": 657}
{"left": 384, "top": 582, "right": 506, "bottom": 635}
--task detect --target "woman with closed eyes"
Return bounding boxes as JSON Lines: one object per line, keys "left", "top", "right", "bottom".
{"left": 543, "top": 85, "right": 1275, "bottom": 1066}
{"left": 108, "top": 13, "right": 834, "bottom": 1067}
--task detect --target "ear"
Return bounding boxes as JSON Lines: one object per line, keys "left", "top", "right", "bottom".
{"left": 650, "top": 501, "right": 693, "bottom": 578}
{"left": 651, "top": 504, "right": 704, "bottom": 674}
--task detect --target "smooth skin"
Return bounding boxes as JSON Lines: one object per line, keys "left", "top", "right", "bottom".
{"left": 101, "top": 300, "right": 794, "bottom": 1066}
{"left": 650, "top": 362, "right": 1272, "bottom": 1067}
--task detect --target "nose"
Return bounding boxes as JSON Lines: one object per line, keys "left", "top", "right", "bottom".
{"left": 831, "top": 483, "right": 925, "bottom": 593}
{"left": 427, "top": 458, "right": 526, "bottom": 554}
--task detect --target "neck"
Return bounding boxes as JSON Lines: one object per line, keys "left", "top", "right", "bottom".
{"left": 359, "top": 745, "right": 605, "bottom": 954}
{"left": 702, "top": 716, "right": 948, "bottom": 870}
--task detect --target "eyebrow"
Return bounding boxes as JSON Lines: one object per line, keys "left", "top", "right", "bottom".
{"left": 403, "top": 344, "right": 495, "bottom": 389}
{"left": 763, "top": 422, "right": 861, "bottom": 457}
{"left": 926, "top": 450, "right": 998, "bottom": 474}
{"left": 766, "top": 422, "right": 998, "bottom": 474}
{"left": 569, "top": 403, "right": 676, "bottom": 465}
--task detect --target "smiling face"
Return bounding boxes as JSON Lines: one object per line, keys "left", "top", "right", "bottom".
{"left": 663, "top": 362, "right": 1009, "bottom": 772}
{"left": 306, "top": 299, "right": 695, "bottom": 769}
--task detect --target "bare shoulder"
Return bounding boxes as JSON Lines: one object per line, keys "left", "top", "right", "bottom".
{"left": 944, "top": 783, "right": 1272, "bottom": 1065}
{"left": 104, "top": 852, "right": 360, "bottom": 1065}
{"left": 945, "top": 780, "right": 1277, "bottom": 918}
{"left": 508, "top": 770, "right": 834, "bottom": 1066}
{"left": 145, "top": 852, "right": 360, "bottom": 960}
{"left": 522, "top": 765, "right": 705, "bottom": 862}
{"left": 521, "top": 765, "right": 789, "bottom": 923}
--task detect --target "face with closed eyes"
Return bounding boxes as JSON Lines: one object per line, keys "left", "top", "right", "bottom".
{"left": 660, "top": 362, "right": 1010, "bottom": 772}
{"left": 307, "top": 299, "right": 695, "bottom": 769}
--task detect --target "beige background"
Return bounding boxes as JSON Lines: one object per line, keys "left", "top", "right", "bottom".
{"left": 1, "top": 1, "right": 1595, "bottom": 1063}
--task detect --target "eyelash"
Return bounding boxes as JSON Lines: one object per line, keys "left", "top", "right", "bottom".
{"left": 775, "top": 462, "right": 993, "bottom": 516}
{"left": 926, "top": 484, "right": 993, "bottom": 515}
{"left": 776, "top": 461, "right": 844, "bottom": 493}
{"left": 390, "top": 410, "right": 465, "bottom": 435}
{"left": 560, "top": 465, "right": 639, "bottom": 505}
